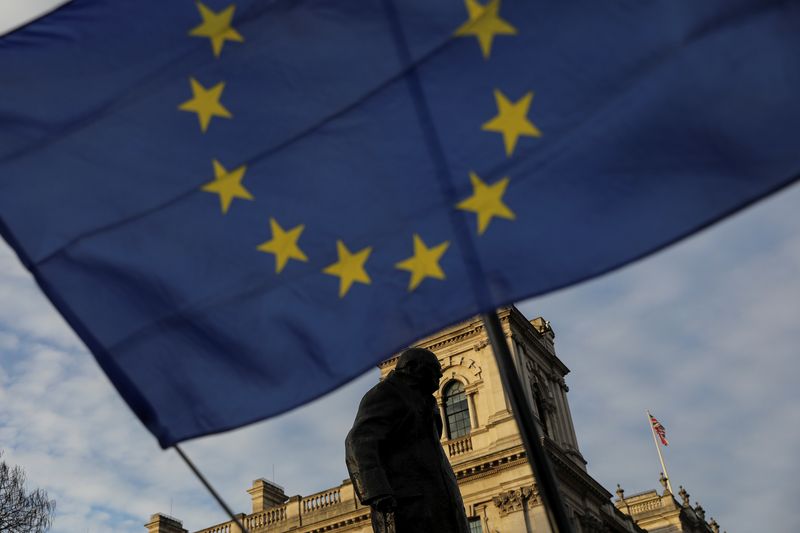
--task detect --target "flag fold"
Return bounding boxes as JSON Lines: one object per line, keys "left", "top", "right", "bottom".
{"left": 0, "top": 0, "right": 798, "bottom": 446}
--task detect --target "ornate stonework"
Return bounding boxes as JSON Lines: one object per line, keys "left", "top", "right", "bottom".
{"left": 146, "top": 307, "right": 658, "bottom": 533}
{"left": 492, "top": 485, "right": 539, "bottom": 516}
{"left": 615, "top": 485, "right": 723, "bottom": 533}
{"left": 441, "top": 354, "right": 483, "bottom": 384}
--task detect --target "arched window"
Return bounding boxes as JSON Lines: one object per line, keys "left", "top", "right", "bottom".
{"left": 443, "top": 381, "right": 471, "bottom": 439}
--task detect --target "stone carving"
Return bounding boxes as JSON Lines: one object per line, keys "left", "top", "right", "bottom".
{"left": 473, "top": 339, "right": 490, "bottom": 351}
{"left": 678, "top": 486, "right": 690, "bottom": 507}
{"left": 694, "top": 502, "right": 705, "bottom": 520}
{"left": 442, "top": 356, "right": 483, "bottom": 384}
{"left": 492, "top": 486, "right": 539, "bottom": 516}
{"left": 659, "top": 472, "right": 669, "bottom": 493}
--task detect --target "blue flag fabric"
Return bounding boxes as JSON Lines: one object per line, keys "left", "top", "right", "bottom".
{"left": 1, "top": 0, "right": 798, "bottom": 446}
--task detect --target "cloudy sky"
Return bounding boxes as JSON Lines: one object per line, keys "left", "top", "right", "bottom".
{"left": 2, "top": 3, "right": 798, "bottom": 533}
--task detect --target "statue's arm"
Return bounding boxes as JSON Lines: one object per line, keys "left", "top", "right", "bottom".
{"left": 345, "top": 384, "right": 405, "bottom": 505}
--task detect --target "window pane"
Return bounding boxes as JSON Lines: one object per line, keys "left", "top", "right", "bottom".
{"left": 469, "top": 517, "right": 483, "bottom": 533}
{"left": 444, "top": 381, "right": 471, "bottom": 439}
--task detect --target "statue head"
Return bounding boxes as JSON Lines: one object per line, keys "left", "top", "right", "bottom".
{"left": 395, "top": 348, "right": 442, "bottom": 393}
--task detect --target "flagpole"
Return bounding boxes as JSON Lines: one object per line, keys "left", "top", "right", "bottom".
{"left": 174, "top": 445, "right": 250, "bottom": 533}
{"left": 378, "top": 0, "right": 572, "bottom": 529}
{"left": 646, "top": 410, "right": 672, "bottom": 494}
{"left": 484, "top": 311, "right": 574, "bottom": 533}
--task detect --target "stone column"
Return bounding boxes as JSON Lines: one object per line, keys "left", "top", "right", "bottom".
{"left": 438, "top": 400, "right": 448, "bottom": 439}
{"left": 467, "top": 391, "right": 479, "bottom": 429}
{"left": 285, "top": 495, "right": 302, "bottom": 529}
{"left": 340, "top": 479, "right": 360, "bottom": 510}
{"left": 558, "top": 379, "right": 580, "bottom": 450}
{"left": 510, "top": 339, "right": 533, "bottom": 410}
{"left": 550, "top": 379, "right": 569, "bottom": 446}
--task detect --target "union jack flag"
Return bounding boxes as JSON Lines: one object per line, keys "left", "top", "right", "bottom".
{"left": 650, "top": 414, "right": 669, "bottom": 446}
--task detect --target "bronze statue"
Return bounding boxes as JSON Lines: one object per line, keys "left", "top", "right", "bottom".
{"left": 345, "top": 348, "right": 470, "bottom": 533}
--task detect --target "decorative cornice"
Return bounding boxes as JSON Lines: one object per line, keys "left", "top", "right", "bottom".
{"left": 507, "top": 308, "right": 570, "bottom": 375}
{"left": 452, "top": 437, "right": 605, "bottom": 504}
{"left": 377, "top": 307, "right": 568, "bottom": 378}
{"left": 424, "top": 325, "right": 485, "bottom": 352}
{"left": 378, "top": 322, "right": 488, "bottom": 368}
{"left": 377, "top": 308, "right": 522, "bottom": 368}
{"left": 453, "top": 449, "right": 528, "bottom": 482}
{"left": 544, "top": 441, "right": 612, "bottom": 501}
{"left": 305, "top": 509, "right": 371, "bottom": 533}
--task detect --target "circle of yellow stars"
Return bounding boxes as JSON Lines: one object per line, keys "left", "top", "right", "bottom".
{"left": 180, "top": 0, "right": 539, "bottom": 298}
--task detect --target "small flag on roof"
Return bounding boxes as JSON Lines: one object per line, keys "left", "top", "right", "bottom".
{"left": 650, "top": 413, "right": 669, "bottom": 447}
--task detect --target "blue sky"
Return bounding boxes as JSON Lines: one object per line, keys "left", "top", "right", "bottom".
{"left": 2, "top": 3, "right": 799, "bottom": 532}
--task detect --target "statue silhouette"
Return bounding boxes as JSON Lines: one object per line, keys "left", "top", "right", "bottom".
{"left": 345, "top": 348, "right": 470, "bottom": 533}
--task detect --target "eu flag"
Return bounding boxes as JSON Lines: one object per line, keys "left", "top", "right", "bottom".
{"left": 1, "top": 0, "right": 798, "bottom": 446}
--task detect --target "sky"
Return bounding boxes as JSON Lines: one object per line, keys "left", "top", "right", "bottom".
{"left": 1, "top": 3, "right": 799, "bottom": 533}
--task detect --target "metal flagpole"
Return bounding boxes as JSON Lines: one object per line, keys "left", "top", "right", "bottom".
{"left": 174, "top": 444, "right": 250, "bottom": 533}
{"left": 646, "top": 410, "right": 673, "bottom": 494}
{"left": 377, "top": 0, "right": 573, "bottom": 529}
{"left": 483, "top": 311, "right": 574, "bottom": 533}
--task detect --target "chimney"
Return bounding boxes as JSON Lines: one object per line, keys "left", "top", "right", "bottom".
{"left": 247, "top": 478, "right": 288, "bottom": 512}
{"left": 144, "top": 513, "right": 187, "bottom": 533}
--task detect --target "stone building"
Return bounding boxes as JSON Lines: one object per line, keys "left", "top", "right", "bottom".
{"left": 614, "top": 478, "right": 723, "bottom": 533}
{"left": 144, "top": 306, "right": 715, "bottom": 533}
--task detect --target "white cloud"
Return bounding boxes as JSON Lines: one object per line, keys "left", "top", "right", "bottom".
{"left": 0, "top": 0, "right": 70, "bottom": 36}
{"left": 0, "top": 249, "right": 83, "bottom": 351}
{"left": 0, "top": 325, "right": 221, "bottom": 531}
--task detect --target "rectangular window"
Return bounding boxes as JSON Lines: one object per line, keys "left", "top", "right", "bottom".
{"left": 468, "top": 517, "right": 483, "bottom": 533}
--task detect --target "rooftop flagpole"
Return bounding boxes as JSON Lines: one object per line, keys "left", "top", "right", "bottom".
{"left": 483, "top": 311, "right": 574, "bottom": 533}
{"left": 174, "top": 444, "right": 250, "bottom": 533}
{"left": 646, "top": 410, "right": 673, "bottom": 494}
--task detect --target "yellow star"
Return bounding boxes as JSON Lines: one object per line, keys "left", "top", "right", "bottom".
{"left": 482, "top": 89, "right": 541, "bottom": 156}
{"left": 453, "top": 0, "right": 517, "bottom": 59}
{"left": 257, "top": 218, "right": 308, "bottom": 273}
{"left": 456, "top": 172, "right": 515, "bottom": 235}
{"left": 323, "top": 240, "right": 372, "bottom": 298}
{"left": 201, "top": 159, "right": 252, "bottom": 214}
{"left": 395, "top": 234, "right": 450, "bottom": 291}
{"left": 189, "top": 2, "right": 244, "bottom": 58}
{"left": 178, "top": 78, "right": 232, "bottom": 133}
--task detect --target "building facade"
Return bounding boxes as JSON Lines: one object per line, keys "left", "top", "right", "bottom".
{"left": 614, "top": 480, "right": 723, "bottom": 533}
{"left": 145, "top": 307, "right": 717, "bottom": 533}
